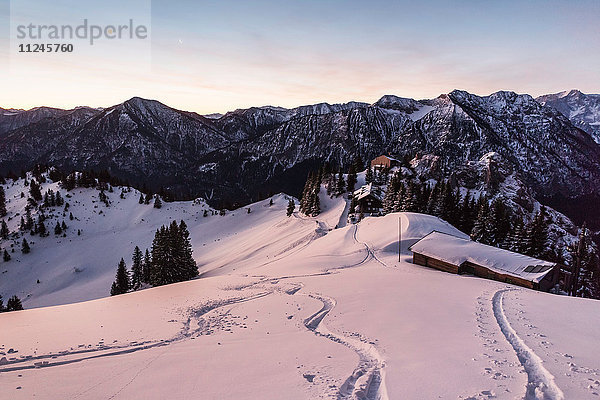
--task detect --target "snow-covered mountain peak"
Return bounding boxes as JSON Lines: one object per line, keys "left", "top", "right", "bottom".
{"left": 537, "top": 89, "right": 600, "bottom": 144}
{"left": 122, "top": 96, "right": 174, "bottom": 115}
{"left": 374, "top": 95, "right": 420, "bottom": 111}
{"left": 449, "top": 90, "right": 538, "bottom": 112}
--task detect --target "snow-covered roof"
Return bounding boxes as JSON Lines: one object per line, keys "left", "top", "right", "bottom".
{"left": 409, "top": 231, "right": 556, "bottom": 283}
{"left": 353, "top": 183, "right": 383, "bottom": 202}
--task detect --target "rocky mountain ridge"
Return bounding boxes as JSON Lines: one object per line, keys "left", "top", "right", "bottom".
{"left": 1, "top": 89, "right": 599, "bottom": 229}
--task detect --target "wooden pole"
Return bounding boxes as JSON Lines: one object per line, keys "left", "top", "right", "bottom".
{"left": 398, "top": 215, "right": 402, "bottom": 262}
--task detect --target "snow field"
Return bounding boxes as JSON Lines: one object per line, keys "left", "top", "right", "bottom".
{"left": 1, "top": 182, "right": 600, "bottom": 399}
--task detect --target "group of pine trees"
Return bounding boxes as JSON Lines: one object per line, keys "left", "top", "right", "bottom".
{"left": 365, "top": 166, "right": 390, "bottom": 186}
{"left": 298, "top": 159, "right": 361, "bottom": 217}
{"left": 60, "top": 170, "right": 125, "bottom": 191}
{"left": 324, "top": 170, "right": 347, "bottom": 197}
{"left": 111, "top": 220, "right": 198, "bottom": 295}
{"left": 0, "top": 294, "right": 23, "bottom": 312}
{"left": 42, "top": 189, "right": 64, "bottom": 208}
{"left": 299, "top": 171, "right": 322, "bottom": 216}
{"left": 378, "top": 172, "right": 600, "bottom": 298}
{"left": 568, "top": 224, "right": 600, "bottom": 298}
{"left": 1, "top": 186, "right": 7, "bottom": 261}
{"left": 286, "top": 199, "right": 295, "bottom": 217}
{"left": 138, "top": 192, "right": 162, "bottom": 209}
{"left": 381, "top": 175, "right": 555, "bottom": 260}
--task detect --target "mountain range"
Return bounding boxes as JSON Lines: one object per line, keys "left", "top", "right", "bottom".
{"left": 1, "top": 89, "right": 600, "bottom": 229}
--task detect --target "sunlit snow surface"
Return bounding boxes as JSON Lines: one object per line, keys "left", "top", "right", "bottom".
{"left": 1, "top": 180, "right": 599, "bottom": 399}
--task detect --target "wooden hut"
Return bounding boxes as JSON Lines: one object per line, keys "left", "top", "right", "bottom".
{"left": 353, "top": 183, "right": 383, "bottom": 214}
{"left": 370, "top": 155, "right": 400, "bottom": 171}
{"left": 409, "top": 231, "right": 568, "bottom": 292}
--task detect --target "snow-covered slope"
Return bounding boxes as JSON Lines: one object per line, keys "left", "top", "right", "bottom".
{"left": 1, "top": 185, "right": 599, "bottom": 399}
{"left": 0, "top": 175, "right": 214, "bottom": 308}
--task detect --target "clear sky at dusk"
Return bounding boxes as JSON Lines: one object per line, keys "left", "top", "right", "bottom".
{"left": 1, "top": 0, "right": 599, "bottom": 113}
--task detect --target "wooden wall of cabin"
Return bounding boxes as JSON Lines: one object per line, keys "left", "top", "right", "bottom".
{"left": 412, "top": 253, "right": 460, "bottom": 274}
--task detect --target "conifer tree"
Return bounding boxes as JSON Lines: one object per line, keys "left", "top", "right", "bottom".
{"left": 139, "top": 193, "right": 145, "bottom": 204}
{"left": 131, "top": 246, "right": 144, "bottom": 290}
{"left": 143, "top": 248, "right": 152, "bottom": 283}
{"left": 0, "top": 220, "right": 8, "bottom": 239}
{"left": 440, "top": 182, "right": 459, "bottom": 225}
{"left": 471, "top": 196, "right": 490, "bottom": 243}
{"left": 25, "top": 208, "right": 34, "bottom": 230}
{"left": 393, "top": 183, "right": 405, "bottom": 212}
{"left": 458, "top": 191, "right": 474, "bottom": 234}
{"left": 526, "top": 207, "right": 550, "bottom": 258}
{"left": 178, "top": 220, "right": 198, "bottom": 280}
{"left": 419, "top": 183, "right": 431, "bottom": 213}
{"left": 3, "top": 249, "right": 11, "bottom": 262}
{"left": 354, "top": 155, "right": 364, "bottom": 172}
{"left": 426, "top": 181, "right": 442, "bottom": 216}
{"left": 29, "top": 179, "right": 42, "bottom": 202}
{"left": 43, "top": 192, "right": 49, "bottom": 207}
{"left": 503, "top": 217, "right": 523, "bottom": 252}
{"left": 98, "top": 189, "right": 109, "bottom": 206}
{"left": 336, "top": 172, "right": 346, "bottom": 196}
{"left": 349, "top": 196, "right": 358, "bottom": 215}
{"left": 382, "top": 174, "right": 400, "bottom": 214}
{"left": 154, "top": 195, "right": 162, "bottom": 209}
{"left": 310, "top": 191, "right": 321, "bottom": 216}
{"left": 6, "top": 295, "right": 23, "bottom": 311}
{"left": 486, "top": 198, "right": 511, "bottom": 246}
{"left": 286, "top": 199, "right": 295, "bottom": 217}
{"left": 149, "top": 226, "right": 169, "bottom": 286}
{"left": 299, "top": 172, "right": 314, "bottom": 214}
{"left": 365, "top": 166, "right": 374, "bottom": 184}
{"left": 55, "top": 191, "right": 64, "bottom": 206}
{"left": 325, "top": 171, "right": 334, "bottom": 197}
{"left": 346, "top": 164, "right": 357, "bottom": 193}
{"left": 110, "top": 258, "right": 130, "bottom": 295}
{"left": 37, "top": 218, "right": 47, "bottom": 237}
{"left": 403, "top": 182, "right": 419, "bottom": 212}
{"left": 0, "top": 186, "right": 6, "bottom": 217}
{"left": 54, "top": 222, "right": 62, "bottom": 235}
{"left": 22, "top": 238, "right": 31, "bottom": 254}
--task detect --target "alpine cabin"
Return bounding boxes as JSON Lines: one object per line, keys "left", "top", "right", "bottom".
{"left": 409, "top": 231, "right": 570, "bottom": 292}
{"left": 370, "top": 155, "right": 400, "bottom": 171}
{"left": 353, "top": 183, "right": 383, "bottom": 214}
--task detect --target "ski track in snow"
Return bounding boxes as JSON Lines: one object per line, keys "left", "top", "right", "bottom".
{"left": 352, "top": 225, "right": 387, "bottom": 268}
{"left": 0, "top": 292, "right": 272, "bottom": 374}
{"left": 491, "top": 289, "right": 564, "bottom": 400}
{"left": 298, "top": 289, "right": 388, "bottom": 400}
